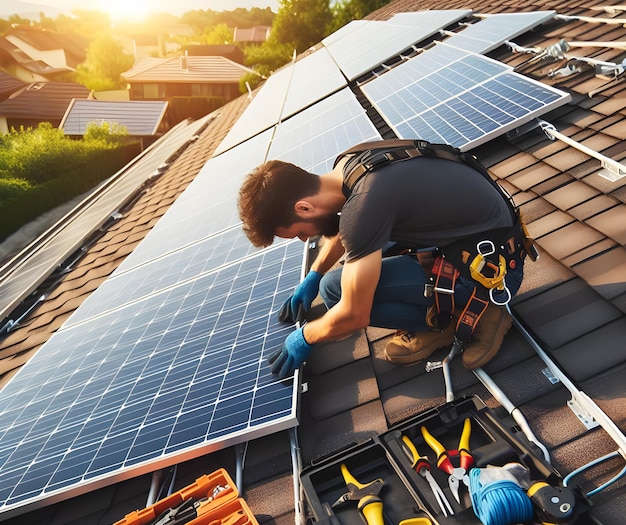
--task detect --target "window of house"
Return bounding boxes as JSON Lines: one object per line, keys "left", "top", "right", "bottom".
{"left": 143, "top": 83, "right": 165, "bottom": 99}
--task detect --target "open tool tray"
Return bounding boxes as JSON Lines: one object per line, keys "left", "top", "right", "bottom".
{"left": 114, "top": 468, "right": 258, "bottom": 525}
{"left": 301, "top": 439, "right": 434, "bottom": 524}
{"left": 301, "top": 395, "right": 592, "bottom": 525}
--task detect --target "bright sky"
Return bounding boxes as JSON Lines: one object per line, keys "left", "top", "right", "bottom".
{"left": 31, "top": 0, "right": 280, "bottom": 21}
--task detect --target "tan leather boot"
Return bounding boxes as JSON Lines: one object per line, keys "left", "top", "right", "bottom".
{"left": 462, "top": 303, "right": 512, "bottom": 369}
{"left": 384, "top": 322, "right": 456, "bottom": 365}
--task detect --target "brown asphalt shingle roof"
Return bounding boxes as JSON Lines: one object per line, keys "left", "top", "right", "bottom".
{"left": 0, "top": 0, "right": 625, "bottom": 523}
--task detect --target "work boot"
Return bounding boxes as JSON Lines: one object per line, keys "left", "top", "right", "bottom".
{"left": 462, "top": 304, "right": 512, "bottom": 369}
{"left": 384, "top": 322, "right": 456, "bottom": 365}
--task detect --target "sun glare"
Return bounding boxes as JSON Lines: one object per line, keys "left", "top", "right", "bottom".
{"left": 96, "top": 0, "right": 155, "bottom": 22}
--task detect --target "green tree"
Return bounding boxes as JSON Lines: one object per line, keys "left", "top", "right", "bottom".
{"left": 271, "top": 0, "right": 332, "bottom": 53}
{"left": 75, "top": 35, "right": 134, "bottom": 91}
{"left": 181, "top": 7, "right": 275, "bottom": 34}
{"left": 328, "top": 0, "right": 390, "bottom": 33}
{"left": 54, "top": 9, "right": 111, "bottom": 37}
{"left": 243, "top": 41, "right": 293, "bottom": 81}
{"left": 83, "top": 121, "right": 130, "bottom": 147}
{"left": 199, "top": 23, "right": 234, "bottom": 45}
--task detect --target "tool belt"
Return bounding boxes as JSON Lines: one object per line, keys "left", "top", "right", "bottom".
{"left": 337, "top": 138, "right": 539, "bottom": 344}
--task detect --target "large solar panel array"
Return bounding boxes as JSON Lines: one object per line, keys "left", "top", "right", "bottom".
{"left": 439, "top": 11, "right": 555, "bottom": 54}
{"left": 361, "top": 43, "right": 571, "bottom": 151}
{"left": 0, "top": 87, "right": 380, "bottom": 517}
{"left": 0, "top": 7, "right": 571, "bottom": 519}
{"left": 323, "top": 9, "right": 472, "bottom": 81}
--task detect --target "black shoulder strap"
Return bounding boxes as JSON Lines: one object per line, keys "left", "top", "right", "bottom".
{"left": 338, "top": 139, "right": 518, "bottom": 219}
{"left": 339, "top": 139, "right": 463, "bottom": 192}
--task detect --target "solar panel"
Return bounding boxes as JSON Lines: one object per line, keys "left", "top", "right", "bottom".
{"left": 361, "top": 43, "right": 571, "bottom": 151}
{"left": 0, "top": 240, "right": 302, "bottom": 516}
{"left": 323, "top": 10, "right": 472, "bottom": 81}
{"left": 0, "top": 87, "right": 380, "bottom": 517}
{"left": 215, "top": 47, "right": 346, "bottom": 155}
{"left": 440, "top": 11, "right": 555, "bottom": 54}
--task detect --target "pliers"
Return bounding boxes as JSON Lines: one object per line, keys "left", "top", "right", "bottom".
{"left": 332, "top": 463, "right": 384, "bottom": 525}
{"left": 420, "top": 418, "right": 474, "bottom": 504}
{"left": 401, "top": 435, "right": 454, "bottom": 517}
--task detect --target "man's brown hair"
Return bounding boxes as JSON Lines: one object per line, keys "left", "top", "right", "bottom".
{"left": 238, "top": 160, "right": 321, "bottom": 247}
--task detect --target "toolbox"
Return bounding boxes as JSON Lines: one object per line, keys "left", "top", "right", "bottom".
{"left": 114, "top": 468, "right": 259, "bottom": 525}
{"left": 301, "top": 395, "right": 592, "bottom": 524}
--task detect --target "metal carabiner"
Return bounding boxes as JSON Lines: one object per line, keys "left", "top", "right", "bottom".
{"left": 490, "top": 285, "right": 511, "bottom": 306}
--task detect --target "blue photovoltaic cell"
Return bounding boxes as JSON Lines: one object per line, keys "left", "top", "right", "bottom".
{"left": 0, "top": 240, "right": 302, "bottom": 513}
{"left": 65, "top": 226, "right": 270, "bottom": 327}
{"left": 323, "top": 10, "right": 472, "bottom": 80}
{"left": 441, "top": 11, "right": 555, "bottom": 54}
{"left": 362, "top": 43, "right": 571, "bottom": 151}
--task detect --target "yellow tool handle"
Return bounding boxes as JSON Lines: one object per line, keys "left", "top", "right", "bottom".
{"left": 399, "top": 519, "right": 432, "bottom": 525}
{"left": 420, "top": 426, "right": 446, "bottom": 460}
{"left": 341, "top": 463, "right": 367, "bottom": 489}
{"left": 459, "top": 418, "right": 471, "bottom": 451}
{"left": 401, "top": 435, "right": 420, "bottom": 467}
{"left": 358, "top": 495, "right": 384, "bottom": 525}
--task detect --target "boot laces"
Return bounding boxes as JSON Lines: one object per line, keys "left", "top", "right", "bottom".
{"left": 397, "top": 330, "right": 414, "bottom": 343}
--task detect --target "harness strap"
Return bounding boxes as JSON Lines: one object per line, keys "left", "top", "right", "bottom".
{"left": 339, "top": 140, "right": 465, "bottom": 197}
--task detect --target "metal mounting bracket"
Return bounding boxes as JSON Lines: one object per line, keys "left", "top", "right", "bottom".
{"left": 567, "top": 395, "right": 600, "bottom": 431}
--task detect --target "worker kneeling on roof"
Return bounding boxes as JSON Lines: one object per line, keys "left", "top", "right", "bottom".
{"left": 237, "top": 140, "right": 536, "bottom": 380}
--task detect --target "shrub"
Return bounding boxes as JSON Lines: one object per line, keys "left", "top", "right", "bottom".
{"left": 0, "top": 177, "right": 32, "bottom": 202}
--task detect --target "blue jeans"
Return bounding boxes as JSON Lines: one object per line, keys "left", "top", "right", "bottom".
{"left": 319, "top": 254, "right": 524, "bottom": 332}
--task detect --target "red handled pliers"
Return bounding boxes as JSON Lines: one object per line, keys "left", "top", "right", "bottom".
{"left": 420, "top": 418, "right": 474, "bottom": 504}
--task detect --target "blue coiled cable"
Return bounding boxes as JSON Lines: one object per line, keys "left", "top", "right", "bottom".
{"left": 469, "top": 468, "right": 534, "bottom": 525}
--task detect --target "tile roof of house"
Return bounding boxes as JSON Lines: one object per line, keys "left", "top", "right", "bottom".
{"left": 0, "top": 72, "right": 24, "bottom": 102}
{"left": 0, "top": 1, "right": 625, "bottom": 524}
{"left": 0, "top": 81, "right": 90, "bottom": 120}
{"left": 59, "top": 99, "right": 169, "bottom": 136}
{"left": 121, "top": 56, "right": 255, "bottom": 84}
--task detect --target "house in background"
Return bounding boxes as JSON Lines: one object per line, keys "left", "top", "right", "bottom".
{"left": 3, "top": 25, "right": 87, "bottom": 73}
{"left": 0, "top": 36, "right": 69, "bottom": 83}
{"left": 233, "top": 25, "right": 271, "bottom": 43}
{"left": 60, "top": 98, "right": 171, "bottom": 150}
{"left": 121, "top": 54, "right": 257, "bottom": 123}
{"left": 0, "top": 81, "right": 90, "bottom": 133}
{"left": 182, "top": 44, "right": 245, "bottom": 64}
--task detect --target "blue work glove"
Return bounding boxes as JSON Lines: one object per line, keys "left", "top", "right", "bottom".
{"left": 277, "top": 270, "right": 322, "bottom": 324}
{"left": 268, "top": 327, "right": 312, "bottom": 379}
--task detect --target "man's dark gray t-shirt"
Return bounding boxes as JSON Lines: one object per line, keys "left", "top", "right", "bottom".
{"left": 339, "top": 156, "right": 514, "bottom": 262}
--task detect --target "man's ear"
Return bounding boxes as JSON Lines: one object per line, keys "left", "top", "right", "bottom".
{"left": 294, "top": 200, "right": 314, "bottom": 215}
